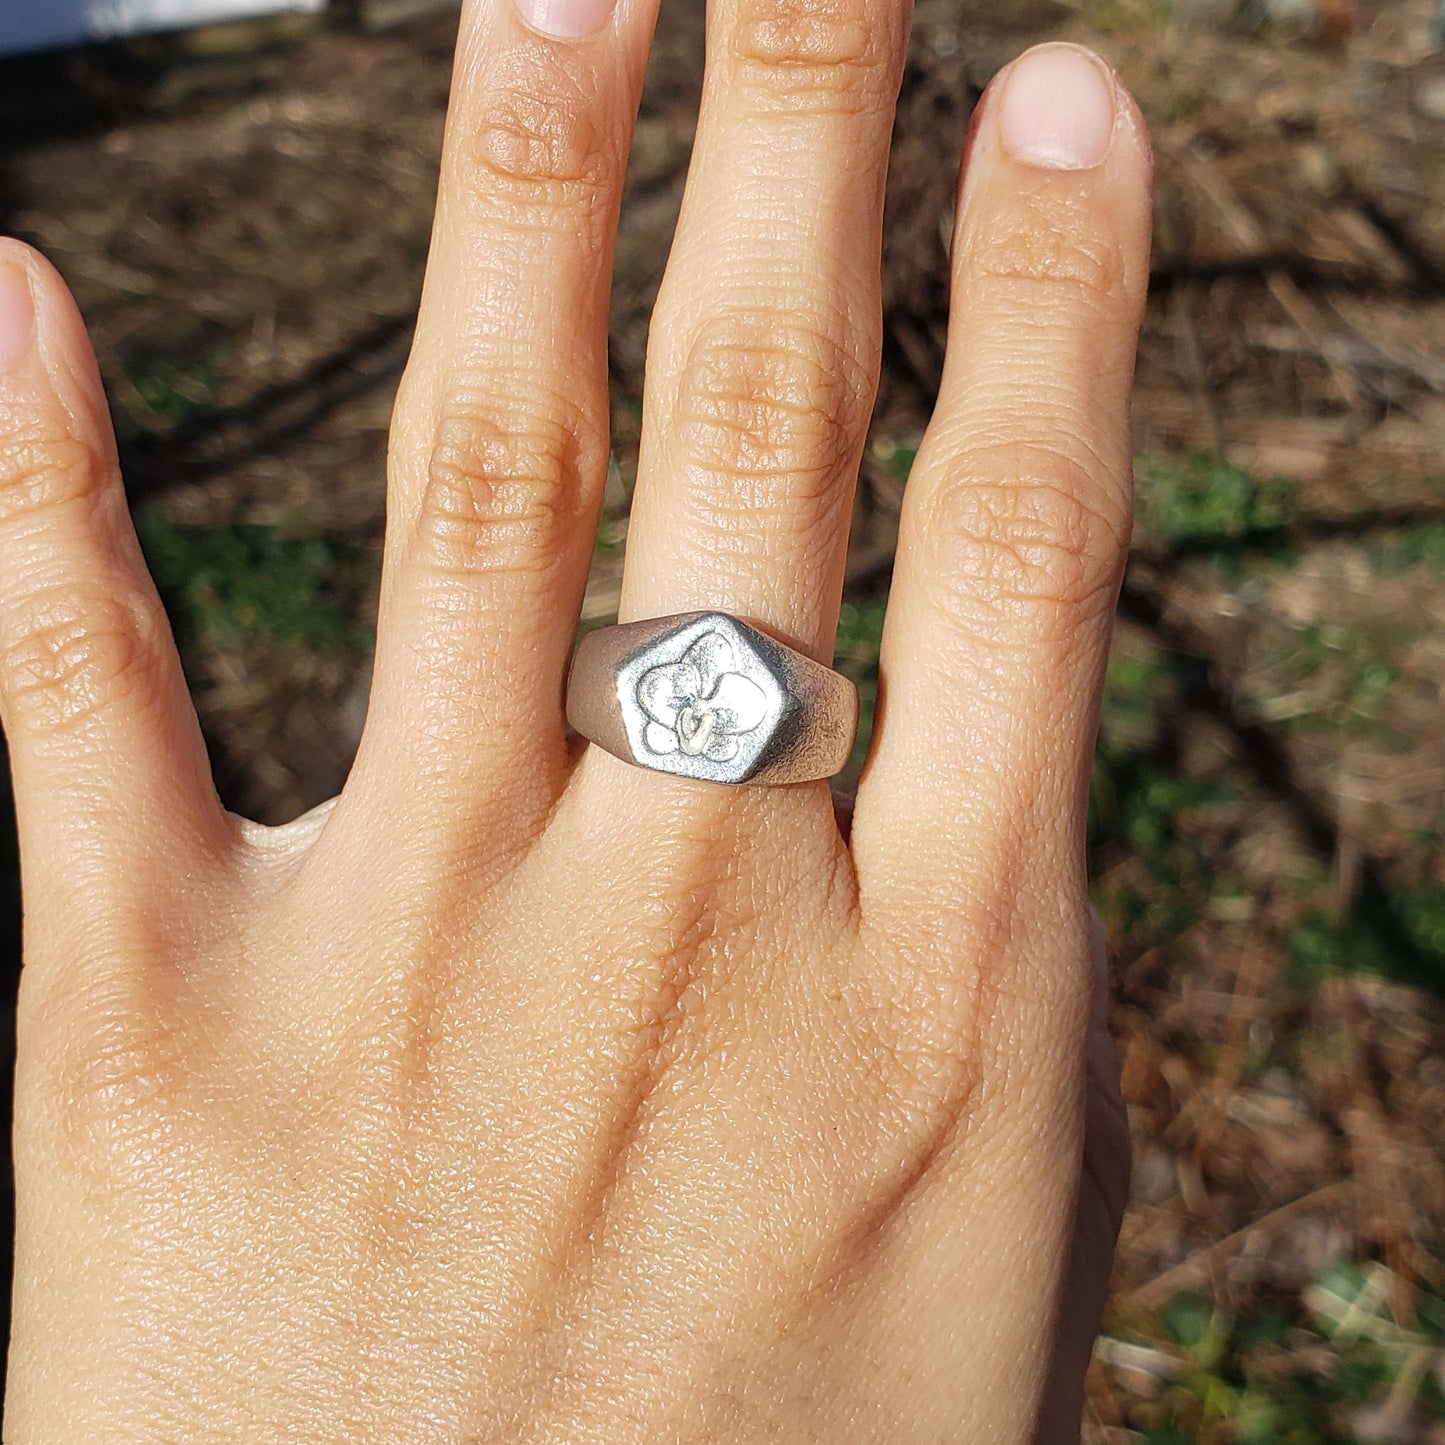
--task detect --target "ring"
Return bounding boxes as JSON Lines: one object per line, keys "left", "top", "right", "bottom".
{"left": 565, "top": 612, "right": 859, "bottom": 786}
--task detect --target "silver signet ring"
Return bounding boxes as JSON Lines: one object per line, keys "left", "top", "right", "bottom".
{"left": 565, "top": 612, "right": 859, "bottom": 786}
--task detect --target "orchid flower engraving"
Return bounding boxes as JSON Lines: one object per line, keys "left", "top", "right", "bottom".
{"left": 636, "top": 630, "right": 769, "bottom": 763}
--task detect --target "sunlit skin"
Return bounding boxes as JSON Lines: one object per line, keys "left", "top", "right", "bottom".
{"left": 0, "top": 2, "right": 1151, "bottom": 1440}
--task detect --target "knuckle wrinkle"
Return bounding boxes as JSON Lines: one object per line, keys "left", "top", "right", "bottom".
{"left": 927, "top": 446, "right": 1127, "bottom": 619}
{"left": 464, "top": 71, "right": 611, "bottom": 218}
{"left": 673, "top": 313, "right": 869, "bottom": 516}
{"left": 2, "top": 584, "right": 160, "bottom": 736}
{"left": 0, "top": 424, "right": 107, "bottom": 530}
{"left": 967, "top": 195, "right": 1127, "bottom": 307}
{"left": 730, "top": 0, "right": 894, "bottom": 110}
{"left": 733, "top": 0, "right": 872, "bottom": 70}
{"left": 416, "top": 393, "right": 582, "bottom": 582}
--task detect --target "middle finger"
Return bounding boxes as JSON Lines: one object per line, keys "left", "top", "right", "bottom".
{"left": 620, "top": 0, "right": 912, "bottom": 664}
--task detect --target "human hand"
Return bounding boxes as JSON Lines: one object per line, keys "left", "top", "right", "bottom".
{"left": 0, "top": 2, "right": 1151, "bottom": 1439}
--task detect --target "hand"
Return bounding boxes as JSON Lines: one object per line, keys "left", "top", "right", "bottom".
{"left": 0, "top": 4, "right": 1151, "bottom": 1439}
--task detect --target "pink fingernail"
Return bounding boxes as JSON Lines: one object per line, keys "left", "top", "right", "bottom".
{"left": 999, "top": 43, "right": 1117, "bottom": 172}
{"left": 0, "top": 259, "right": 35, "bottom": 373}
{"left": 513, "top": 0, "right": 615, "bottom": 39}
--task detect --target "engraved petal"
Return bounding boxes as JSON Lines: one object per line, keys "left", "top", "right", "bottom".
{"left": 682, "top": 630, "right": 736, "bottom": 694}
{"left": 644, "top": 720, "right": 680, "bottom": 755}
{"left": 705, "top": 671, "right": 769, "bottom": 736}
{"left": 637, "top": 661, "right": 700, "bottom": 727}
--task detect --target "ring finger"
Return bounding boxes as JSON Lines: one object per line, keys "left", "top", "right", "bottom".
{"left": 618, "top": 0, "right": 912, "bottom": 667}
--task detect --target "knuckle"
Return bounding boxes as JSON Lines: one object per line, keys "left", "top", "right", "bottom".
{"left": 414, "top": 384, "right": 583, "bottom": 583}
{"left": 461, "top": 60, "right": 613, "bottom": 225}
{"left": 673, "top": 311, "right": 870, "bottom": 520}
{"left": 0, "top": 582, "right": 161, "bottom": 737}
{"left": 0, "top": 419, "right": 108, "bottom": 531}
{"left": 965, "top": 191, "right": 1129, "bottom": 311}
{"left": 924, "top": 440, "right": 1128, "bottom": 623}
{"left": 731, "top": 0, "right": 894, "bottom": 109}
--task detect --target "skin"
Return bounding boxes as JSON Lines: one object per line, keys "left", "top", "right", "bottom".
{"left": 0, "top": 1, "right": 1152, "bottom": 1439}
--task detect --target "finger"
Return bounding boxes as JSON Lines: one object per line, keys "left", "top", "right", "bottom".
{"left": 617, "top": 0, "right": 911, "bottom": 664}
{"left": 349, "top": 0, "right": 659, "bottom": 838}
{"left": 855, "top": 45, "right": 1153, "bottom": 943}
{"left": 0, "top": 242, "right": 230, "bottom": 911}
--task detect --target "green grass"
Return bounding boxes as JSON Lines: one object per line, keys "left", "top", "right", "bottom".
{"left": 1289, "top": 886, "right": 1445, "bottom": 992}
{"left": 834, "top": 596, "right": 887, "bottom": 771}
{"left": 868, "top": 437, "right": 918, "bottom": 482}
{"left": 1136, "top": 454, "right": 1295, "bottom": 550}
{"left": 1368, "top": 518, "right": 1445, "bottom": 576}
{"left": 1090, "top": 645, "right": 1244, "bottom": 942}
{"left": 1115, "top": 1260, "right": 1445, "bottom": 1443}
{"left": 1263, "top": 621, "right": 1404, "bottom": 737}
{"left": 114, "top": 331, "right": 229, "bottom": 442}
{"left": 137, "top": 507, "right": 374, "bottom": 653}
{"left": 1081, "top": 0, "right": 1173, "bottom": 38}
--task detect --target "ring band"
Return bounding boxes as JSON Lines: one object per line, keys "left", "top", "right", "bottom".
{"left": 566, "top": 611, "right": 859, "bottom": 786}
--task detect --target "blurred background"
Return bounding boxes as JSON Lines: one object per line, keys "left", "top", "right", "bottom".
{"left": 2, "top": 0, "right": 1444, "bottom": 1437}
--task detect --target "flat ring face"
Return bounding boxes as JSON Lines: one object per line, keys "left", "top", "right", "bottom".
{"left": 615, "top": 613, "right": 787, "bottom": 786}
{"left": 567, "top": 611, "right": 858, "bottom": 786}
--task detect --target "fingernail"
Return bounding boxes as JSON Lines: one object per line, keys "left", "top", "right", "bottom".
{"left": 513, "top": 0, "right": 615, "bottom": 39}
{"left": 999, "top": 43, "right": 1117, "bottom": 172}
{"left": 0, "top": 259, "right": 36, "bottom": 373}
